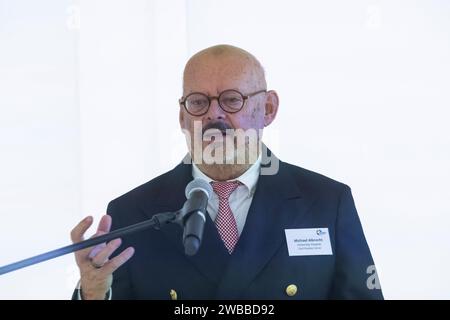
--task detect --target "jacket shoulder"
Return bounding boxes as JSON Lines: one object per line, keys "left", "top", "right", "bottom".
{"left": 280, "top": 161, "right": 350, "bottom": 196}
{"left": 107, "top": 164, "right": 185, "bottom": 210}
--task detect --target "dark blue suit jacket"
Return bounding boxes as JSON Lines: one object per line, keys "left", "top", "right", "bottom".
{"left": 100, "top": 156, "right": 383, "bottom": 300}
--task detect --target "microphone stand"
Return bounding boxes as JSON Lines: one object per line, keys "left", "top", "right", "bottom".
{"left": 0, "top": 211, "right": 180, "bottom": 276}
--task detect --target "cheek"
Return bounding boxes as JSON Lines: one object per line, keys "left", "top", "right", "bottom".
{"left": 251, "top": 106, "right": 261, "bottom": 120}
{"left": 248, "top": 104, "right": 265, "bottom": 128}
{"left": 180, "top": 112, "right": 193, "bottom": 130}
{"left": 230, "top": 108, "right": 264, "bottom": 131}
{"left": 182, "top": 116, "right": 205, "bottom": 139}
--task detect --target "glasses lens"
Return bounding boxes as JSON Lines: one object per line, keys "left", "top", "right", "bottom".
{"left": 186, "top": 93, "right": 209, "bottom": 115}
{"left": 219, "top": 90, "right": 244, "bottom": 112}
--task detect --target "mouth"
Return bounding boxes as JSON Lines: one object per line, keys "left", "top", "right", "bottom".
{"left": 202, "top": 121, "right": 232, "bottom": 138}
{"left": 203, "top": 129, "right": 227, "bottom": 141}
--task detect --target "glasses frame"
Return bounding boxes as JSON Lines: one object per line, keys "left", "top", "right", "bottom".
{"left": 179, "top": 89, "right": 267, "bottom": 116}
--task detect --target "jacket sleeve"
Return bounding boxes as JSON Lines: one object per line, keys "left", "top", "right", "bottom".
{"left": 329, "top": 185, "right": 384, "bottom": 299}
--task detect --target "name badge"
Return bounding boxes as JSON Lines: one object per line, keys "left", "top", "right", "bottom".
{"left": 284, "top": 228, "right": 333, "bottom": 256}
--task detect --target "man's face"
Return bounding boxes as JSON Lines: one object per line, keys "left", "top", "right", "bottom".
{"left": 180, "top": 54, "right": 267, "bottom": 165}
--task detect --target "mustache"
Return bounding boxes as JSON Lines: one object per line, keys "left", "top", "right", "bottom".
{"left": 202, "top": 121, "right": 234, "bottom": 135}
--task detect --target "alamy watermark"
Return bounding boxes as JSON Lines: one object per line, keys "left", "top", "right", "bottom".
{"left": 366, "top": 264, "right": 381, "bottom": 290}
{"left": 181, "top": 121, "right": 279, "bottom": 175}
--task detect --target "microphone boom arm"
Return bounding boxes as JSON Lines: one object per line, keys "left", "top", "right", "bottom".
{"left": 0, "top": 211, "right": 179, "bottom": 276}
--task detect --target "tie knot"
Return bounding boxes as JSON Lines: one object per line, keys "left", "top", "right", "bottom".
{"left": 210, "top": 180, "right": 241, "bottom": 200}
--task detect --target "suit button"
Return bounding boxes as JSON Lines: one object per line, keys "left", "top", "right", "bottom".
{"left": 169, "top": 289, "right": 177, "bottom": 300}
{"left": 286, "top": 284, "right": 298, "bottom": 297}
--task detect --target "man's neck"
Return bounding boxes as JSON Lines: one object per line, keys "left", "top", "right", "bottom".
{"left": 196, "top": 163, "right": 252, "bottom": 181}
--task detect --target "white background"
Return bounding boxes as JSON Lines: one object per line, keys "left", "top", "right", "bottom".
{"left": 0, "top": 0, "right": 449, "bottom": 299}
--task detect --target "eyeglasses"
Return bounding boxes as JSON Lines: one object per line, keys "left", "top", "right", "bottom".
{"left": 179, "top": 89, "right": 267, "bottom": 116}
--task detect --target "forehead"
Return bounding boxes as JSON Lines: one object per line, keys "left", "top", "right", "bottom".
{"left": 183, "top": 55, "right": 258, "bottom": 95}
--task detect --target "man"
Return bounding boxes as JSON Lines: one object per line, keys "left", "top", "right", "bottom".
{"left": 71, "top": 45, "right": 383, "bottom": 300}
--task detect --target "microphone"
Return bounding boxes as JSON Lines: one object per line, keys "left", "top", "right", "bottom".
{"left": 179, "top": 178, "right": 213, "bottom": 256}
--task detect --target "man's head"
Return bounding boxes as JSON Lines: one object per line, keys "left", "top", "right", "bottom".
{"left": 179, "top": 44, "right": 279, "bottom": 180}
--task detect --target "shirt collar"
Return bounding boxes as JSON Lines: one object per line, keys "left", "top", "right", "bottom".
{"left": 192, "top": 155, "right": 262, "bottom": 197}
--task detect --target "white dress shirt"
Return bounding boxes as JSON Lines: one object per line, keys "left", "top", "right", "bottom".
{"left": 192, "top": 155, "right": 262, "bottom": 236}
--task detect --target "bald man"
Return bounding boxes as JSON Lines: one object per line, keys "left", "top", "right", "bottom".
{"left": 71, "top": 45, "right": 383, "bottom": 300}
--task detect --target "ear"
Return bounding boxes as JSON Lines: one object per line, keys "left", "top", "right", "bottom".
{"left": 179, "top": 106, "right": 186, "bottom": 130}
{"left": 263, "top": 90, "right": 279, "bottom": 127}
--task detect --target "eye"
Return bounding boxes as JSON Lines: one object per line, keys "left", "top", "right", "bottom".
{"left": 191, "top": 99, "right": 205, "bottom": 106}
{"left": 187, "top": 96, "right": 208, "bottom": 107}
{"left": 223, "top": 96, "right": 243, "bottom": 105}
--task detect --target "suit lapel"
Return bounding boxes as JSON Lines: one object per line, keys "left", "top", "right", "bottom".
{"left": 140, "top": 159, "right": 229, "bottom": 285}
{"left": 184, "top": 212, "right": 230, "bottom": 284}
{"left": 215, "top": 160, "right": 314, "bottom": 299}
{"left": 139, "top": 161, "right": 190, "bottom": 257}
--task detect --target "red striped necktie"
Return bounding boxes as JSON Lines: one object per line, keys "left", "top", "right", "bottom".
{"left": 210, "top": 180, "right": 242, "bottom": 254}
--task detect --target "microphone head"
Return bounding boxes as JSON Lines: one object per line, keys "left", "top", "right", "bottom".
{"left": 185, "top": 178, "right": 213, "bottom": 199}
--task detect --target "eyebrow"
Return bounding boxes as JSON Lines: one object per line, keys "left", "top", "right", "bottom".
{"left": 187, "top": 88, "right": 242, "bottom": 96}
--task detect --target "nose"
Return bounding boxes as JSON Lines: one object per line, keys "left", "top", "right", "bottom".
{"left": 205, "top": 97, "right": 226, "bottom": 121}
